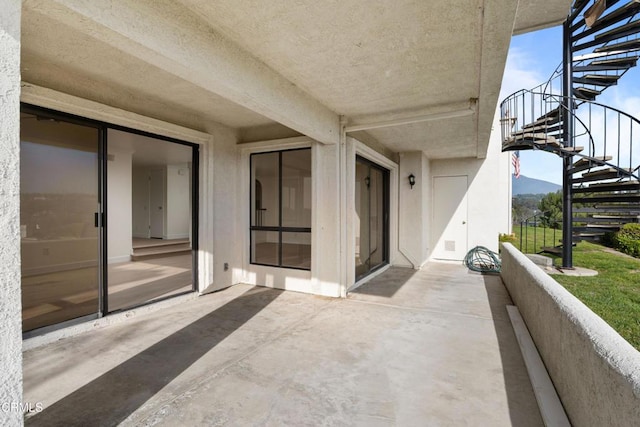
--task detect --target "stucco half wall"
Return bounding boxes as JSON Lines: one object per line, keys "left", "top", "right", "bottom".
{"left": 500, "top": 243, "right": 640, "bottom": 426}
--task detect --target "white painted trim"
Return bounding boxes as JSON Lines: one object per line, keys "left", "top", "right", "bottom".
{"left": 21, "top": 83, "right": 211, "bottom": 145}
{"left": 198, "top": 140, "right": 216, "bottom": 293}
{"left": 339, "top": 118, "right": 349, "bottom": 297}
{"left": 353, "top": 140, "right": 401, "bottom": 265}
{"left": 345, "top": 140, "right": 357, "bottom": 289}
{"left": 507, "top": 305, "right": 571, "bottom": 427}
{"left": 349, "top": 138, "right": 401, "bottom": 287}
{"left": 353, "top": 139, "right": 398, "bottom": 170}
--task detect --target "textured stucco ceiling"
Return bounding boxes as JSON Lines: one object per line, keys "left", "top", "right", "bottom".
{"left": 21, "top": 7, "right": 274, "bottom": 132}
{"left": 177, "top": 0, "right": 481, "bottom": 117}
{"left": 20, "top": 0, "right": 571, "bottom": 158}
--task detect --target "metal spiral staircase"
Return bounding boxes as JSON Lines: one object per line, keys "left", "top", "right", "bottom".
{"left": 501, "top": 0, "right": 640, "bottom": 267}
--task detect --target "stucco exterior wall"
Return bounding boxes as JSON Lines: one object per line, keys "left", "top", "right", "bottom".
{"left": 399, "top": 151, "right": 431, "bottom": 267}
{"left": 430, "top": 108, "right": 511, "bottom": 256}
{"left": 201, "top": 125, "right": 241, "bottom": 293}
{"left": 0, "top": 1, "right": 23, "bottom": 424}
{"left": 311, "top": 141, "right": 341, "bottom": 296}
{"left": 501, "top": 243, "right": 640, "bottom": 426}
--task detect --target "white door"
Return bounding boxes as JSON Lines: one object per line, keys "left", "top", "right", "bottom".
{"left": 432, "top": 175, "right": 468, "bottom": 260}
{"left": 149, "top": 168, "right": 165, "bottom": 239}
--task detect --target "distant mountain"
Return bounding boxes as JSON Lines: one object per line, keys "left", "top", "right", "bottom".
{"left": 512, "top": 175, "right": 561, "bottom": 195}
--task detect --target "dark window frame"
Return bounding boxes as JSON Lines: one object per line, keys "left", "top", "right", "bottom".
{"left": 250, "top": 148, "right": 312, "bottom": 271}
{"left": 355, "top": 155, "right": 390, "bottom": 281}
{"left": 20, "top": 103, "right": 200, "bottom": 336}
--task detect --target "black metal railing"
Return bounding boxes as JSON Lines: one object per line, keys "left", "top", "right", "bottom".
{"left": 517, "top": 212, "right": 562, "bottom": 254}
{"left": 501, "top": 89, "right": 640, "bottom": 181}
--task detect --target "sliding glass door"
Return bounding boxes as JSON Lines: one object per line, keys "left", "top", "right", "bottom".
{"left": 355, "top": 156, "right": 389, "bottom": 280}
{"left": 20, "top": 106, "right": 199, "bottom": 334}
{"left": 107, "top": 129, "right": 196, "bottom": 312}
{"left": 20, "top": 112, "right": 101, "bottom": 332}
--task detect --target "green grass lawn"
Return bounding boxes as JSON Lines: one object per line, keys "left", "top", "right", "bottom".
{"left": 510, "top": 226, "right": 640, "bottom": 350}
{"left": 551, "top": 242, "right": 640, "bottom": 351}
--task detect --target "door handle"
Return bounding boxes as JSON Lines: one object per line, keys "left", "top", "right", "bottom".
{"left": 94, "top": 212, "right": 105, "bottom": 227}
{"left": 462, "top": 221, "right": 466, "bottom": 224}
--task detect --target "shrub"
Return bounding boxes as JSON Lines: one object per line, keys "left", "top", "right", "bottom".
{"left": 618, "top": 223, "right": 640, "bottom": 239}
{"left": 612, "top": 224, "right": 640, "bottom": 258}
{"left": 499, "top": 233, "right": 517, "bottom": 243}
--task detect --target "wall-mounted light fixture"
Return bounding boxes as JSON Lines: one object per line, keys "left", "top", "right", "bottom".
{"left": 408, "top": 174, "right": 416, "bottom": 189}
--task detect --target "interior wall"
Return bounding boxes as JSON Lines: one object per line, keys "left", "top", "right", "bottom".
{"left": 165, "top": 163, "right": 190, "bottom": 239}
{"left": 257, "top": 172, "right": 278, "bottom": 233}
{"left": 131, "top": 166, "right": 149, "bottom": 238}
{"left": 106, "top": 130, "right": 133, "bottom": 262}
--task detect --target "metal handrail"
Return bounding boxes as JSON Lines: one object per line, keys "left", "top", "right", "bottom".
{"left": 518, "top": 211, "right": 561, "bottom": 254}
{"left": 501, "top": 89, "right": 640, "bottom": 181}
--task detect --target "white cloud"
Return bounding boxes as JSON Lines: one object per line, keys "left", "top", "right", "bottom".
{"left": 500, "top": 47, "right": 547, "bottom": 99}
{"left": 500, "top": 47, "right": 564, "bottom": 184}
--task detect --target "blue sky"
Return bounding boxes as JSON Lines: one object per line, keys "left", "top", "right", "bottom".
{"left": 501, "top": 25, "right": 640, "bottom": 184}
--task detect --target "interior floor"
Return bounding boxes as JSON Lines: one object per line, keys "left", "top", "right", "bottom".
{"left": 108, "top": 253, "right": 193, "bottom": 312}
{"left": 22, "top": 253, "right": 193, "bottom": 333}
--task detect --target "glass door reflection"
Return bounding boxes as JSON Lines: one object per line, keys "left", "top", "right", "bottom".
{"left": 20, "top": 112, "right": 100, "bottom": 332}
{"left": 355, "top": 157, "right": 389, "bottom": 280}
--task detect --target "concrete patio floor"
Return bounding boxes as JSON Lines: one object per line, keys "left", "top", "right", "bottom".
{"left": 23, "top": 262, "right": 543, "bottom": 426}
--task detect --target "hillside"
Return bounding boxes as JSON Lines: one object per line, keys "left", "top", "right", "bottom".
{"left": 512, "top": 175, "right": 561, "bottom": 195}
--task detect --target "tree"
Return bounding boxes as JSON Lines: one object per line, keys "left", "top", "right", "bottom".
{"left": 538, "top": 191, "right": 562, "bottom": 229}
{"left": 512, "top": 194, "right": 543, "bottom": 223}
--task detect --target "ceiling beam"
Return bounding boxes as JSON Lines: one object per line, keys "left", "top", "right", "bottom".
{"left": 345, "top": 104, "right": 476, "bottom": 133}
{"left": 25, "top": 0, "right": 340, "bottom": 144}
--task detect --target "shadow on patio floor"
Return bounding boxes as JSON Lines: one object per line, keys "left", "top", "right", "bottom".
{"left": 26, "top": 286, "right": 282, "bottom": 427}
{"left": 482, "top": 273, "right": 543, "bottom": 426}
